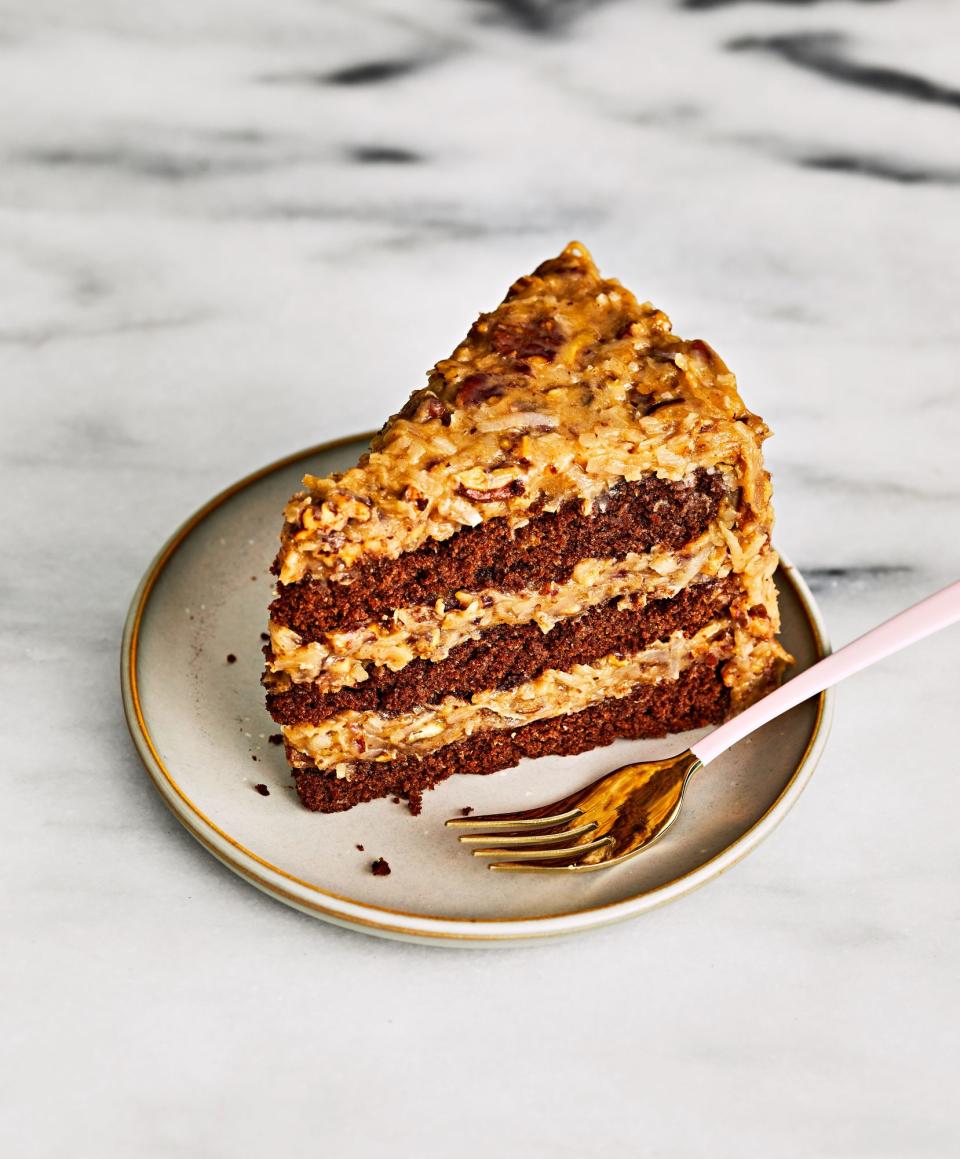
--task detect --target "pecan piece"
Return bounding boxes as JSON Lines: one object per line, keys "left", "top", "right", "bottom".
{"left": 455, "top": 373, "right": 509, "bottom": 407}
{"left": 400, "top": 391, "right": 451, "bottom": 425}
{"left": 530, "top": 253, "right": 585, "bottom": 280}
{"left": 647, "top": 347, "right": 680, "bottom": 365}
{"left": 458, "top": 480, "right": 525, "bottom": 502}
{"left": 637, "top": 395, "right": 683, "bottom": 418}
{"left": 489, "top": 317, "right": 564, "bottom": 361}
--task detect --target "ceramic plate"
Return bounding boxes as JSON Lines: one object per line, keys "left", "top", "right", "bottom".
{"left": 122, "top": 434, "right": 833, "bottom": 944}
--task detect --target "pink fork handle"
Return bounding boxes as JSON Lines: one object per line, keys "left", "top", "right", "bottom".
{"left": 691, "top": 579, "right": 960, "bottom": 767}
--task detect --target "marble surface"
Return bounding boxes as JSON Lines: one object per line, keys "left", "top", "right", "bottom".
{"left": 3, "top": 1, "right": 959, "bottom": 1154}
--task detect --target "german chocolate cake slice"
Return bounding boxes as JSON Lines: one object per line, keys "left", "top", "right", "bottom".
{"left": 265, "top": 243, "right": 791, "bottom": 813}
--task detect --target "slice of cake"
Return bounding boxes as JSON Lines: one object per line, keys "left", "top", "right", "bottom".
{"left": 264, "top": 242, "right": 791, "bottom": 813}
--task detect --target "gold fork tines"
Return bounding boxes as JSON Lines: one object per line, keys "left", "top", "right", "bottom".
{"left": 444, "top": 751, "right": 702, "bottom": 872}
{"left": 457, "top": 820, "right": 599, "bottom": 848}
{"left": 472, "top": 836, "right": 614, "bottom": 863}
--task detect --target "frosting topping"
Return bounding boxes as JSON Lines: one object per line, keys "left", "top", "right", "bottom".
{"left": 275, "top": 242, "right": 772, "bottom": 586}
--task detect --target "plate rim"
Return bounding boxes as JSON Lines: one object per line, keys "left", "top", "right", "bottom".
{"left": 121, "top": 433, "right": 834, "bottom": 944}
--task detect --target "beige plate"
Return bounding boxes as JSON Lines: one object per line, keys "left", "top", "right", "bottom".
{"left": 122, "top": 434, "right": 833, "bottom": 945}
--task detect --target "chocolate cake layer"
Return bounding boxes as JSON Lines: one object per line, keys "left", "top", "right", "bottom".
{"left": 271, "top": 469, "right": 728, "bottom": 639}
{"left": 268, "top": 576, "right": 738, "bottom": 724}
{"left": 292, "top": 658, "right": 731, "bottom": 813}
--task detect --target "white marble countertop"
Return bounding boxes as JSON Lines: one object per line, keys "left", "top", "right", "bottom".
{"left": 3, "top": 1, "right": 959, "bottom": 1155}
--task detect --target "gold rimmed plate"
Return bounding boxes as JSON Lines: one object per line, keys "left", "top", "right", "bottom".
{"left": 121, "top": 434, "right": 833, "bottom": 944}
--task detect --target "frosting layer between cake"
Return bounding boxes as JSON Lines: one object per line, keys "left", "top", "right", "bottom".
{"left": 266, "top": 521, "right": 736, "bottom": 691}
{"left": 282, "top": 621, "right": 738, "bottom": 771}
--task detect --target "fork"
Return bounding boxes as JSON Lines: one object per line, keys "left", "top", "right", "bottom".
{"left": 446, "top": 579, "right": 960, "bottom": 872}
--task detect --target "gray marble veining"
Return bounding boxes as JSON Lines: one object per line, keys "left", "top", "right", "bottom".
{"left": 2, "top": 1, "right": 958, "bottom": 1155}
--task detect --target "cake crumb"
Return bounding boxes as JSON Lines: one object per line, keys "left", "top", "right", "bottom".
{"left": 461, "top": 806, "right": 474, "bottom": 816}
{"left": 371, "top": 858, "right": 391, "bottom": 876}
{"left": 268, "top": 733, "right": 283, "bottom": 746}
{"left": 260, "top": 632, "right": 270, "bottom": 642}
{"left": 254, "top": 783, "right": 270, "bottom": 796}
{"left": 356, "top": 844, "right": 365, "bottom": 852}
{"left": 251, "top": 754, "right": 258, "bottom": 762}
{"left": 226, "top": 653, "right": 237, "bottom": 664}
{"left": 392, "top": 797, "right": 401, "bottom": 804}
